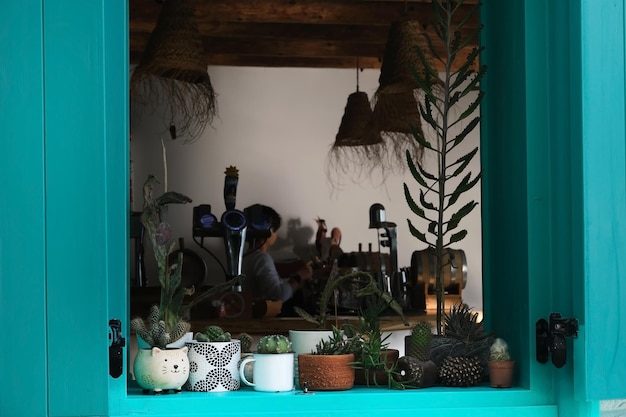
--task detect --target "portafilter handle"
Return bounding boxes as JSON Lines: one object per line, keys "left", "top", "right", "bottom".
{"left": 221, "top": 210, "right": 247, "bottom": 291}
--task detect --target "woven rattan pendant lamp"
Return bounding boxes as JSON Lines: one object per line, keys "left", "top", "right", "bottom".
{"left": 375, "top": 19, "right": 436, "bottom": 96}
{"left": 369, "top": 88, "right": 425, "bottom": 166}
{"left": 333, "top": 64, "right": 382, "bottom": 148}
{"left": 328, "top": 60, "right": 389, "bottom": 186}
{"left": 130, "top": 0, "right": 217, "bottom": 142}
{"left": 368, "top": 13, "right": 440, "bottom": 169}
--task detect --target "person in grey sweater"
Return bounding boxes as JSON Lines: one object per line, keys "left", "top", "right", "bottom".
{"left": 242, "top": 205, "right": 312, "bottom": 303}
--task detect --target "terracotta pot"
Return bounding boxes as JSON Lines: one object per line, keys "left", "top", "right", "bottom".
{"left": 297, "top": 353, "right": 355, "bottom": 391}
{"left": 289, "top": 329, "right": 334, "bottom": 386}
{"left": 488, "top": 360, "right": 515, "bottom": 388}
{"left": 354, "top": 349, "right": 399, "bottom": 386}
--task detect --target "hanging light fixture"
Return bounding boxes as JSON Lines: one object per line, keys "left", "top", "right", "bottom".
{"left": 375, "top": 19, "right": 437, "bottom": 96}
{"left": 369, "top": 89, "right": 425, "bottom": 167}
{"left": 130, "top": 0, "right": 217, "bottom": 142}
{"left": 368, "top": 9, "right": 442, "bottom": 170}
{"left": 334, "top": 62, "right": 382, "bottom": 147}
{"left": 328, "top": 59, "right": 388, "bottom": 187}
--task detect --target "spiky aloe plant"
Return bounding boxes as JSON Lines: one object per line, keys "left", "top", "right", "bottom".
{"left": 404, "top": 0, "right": 486, "bottom": 334}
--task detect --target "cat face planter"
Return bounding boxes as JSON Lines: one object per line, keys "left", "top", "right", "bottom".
{"left": 133, "top": 346, "right": 189, "bottom": 394}
{"left": 185, "top": 340, "right": 241, "bottom": 392}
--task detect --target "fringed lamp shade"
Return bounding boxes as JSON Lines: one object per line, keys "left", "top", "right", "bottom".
{"left": 376, "top": 19, "right": 436, "bottom": 96}
{"left": 334, "top": 91, "right": 383, "bottom": 147}
{"left": 328, "top": 89, "right": 389, "bottom": 187}
{"left": 366, "top": 19, "right": 439, "bottom": 170}
{"left": 130, "top": 0, "right": 217, "bottom": 142}
{"left": 370, "top": 89, "right": 425, "bottom": 168}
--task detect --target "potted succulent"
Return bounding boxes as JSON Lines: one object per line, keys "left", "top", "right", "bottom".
{"left": 297, "top": 326, "right": 359, "bottom": 391}
{"left": 430, "top": 304, "right": 493, "bottom": 387}
{"left": 131, "top": 305, "right": 191, "bottom": 394}
{"left": 488, "top": 338, "right": 515, "bottom": 388}
{"left": 131, "top": 175, "right": 194, "bottom": 350}
{"left": 291, "top": 261, "right": 407, "bottom": 386}
{"left": 239, "top": 334, "right": 295, "bottom": 392}
{"left": 343, "top": 297, "right": 405, "bottom": 388}
{"left": 185, "top": 325, "right": 241, "bottom": 392}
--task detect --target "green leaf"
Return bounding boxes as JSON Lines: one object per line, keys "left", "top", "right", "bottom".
{"left": 406, "top": 152, "right": 428, "bottom": 188}
{"left": 447, "top": 230, "right": 468, "bottom": 246}
{"left": 457, "top": 91, "right": 484, "bottom": 121}
{"left": 450, "top": 147, "right": 479, "bottom": 177}
{"left": 404, "top": 184, "right": 427, "bottom": 220}
{"left": 428, "top": 221, "right": 438, "bottom": 235}
{"left": 410, "top": 121, "right": 434, "bottom": 151}
{"left": 447, "top": 201, "right": 479, "bottom": 232}
{"left": 420, "top": 189, "right": 437, "bottom": 211}
{"left": 448, "top": 173, "right": 481, "bottom": 207}
{"left": 418, "top": 101, "right": 438, "bottom": 133}
{"left": 408, "top": 220, "right": 431, "bottom": 246}
{"left": 157, "top": 191, "right": 192, "bottom": 206}
{"left": 451, "top": 117, "right": 480, "bottom": 147}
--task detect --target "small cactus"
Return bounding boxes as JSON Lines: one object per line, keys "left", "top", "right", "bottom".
{"left": 239, "top": 333, "right": 253, "bottom": 352}
{"left": 407, "top": 321, "right": 433, "bottom": 362}
{"left": 131, "top": 305, "right": 191, "bottom": 349}
{"left": 195, "top": 325, "right": 231, "bottom": 342}
{"left": 256, "top": 334, "right": 292, "bottom": 354}
{"left": 489, "top": 338, "right": 511, "bottom": 361}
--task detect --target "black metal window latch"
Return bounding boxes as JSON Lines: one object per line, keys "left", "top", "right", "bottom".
{"left": 109, "top": 319, "right": 126, "bottom": 378}
{"left": 536, "top": 312, "right": 579, "bottom": 368}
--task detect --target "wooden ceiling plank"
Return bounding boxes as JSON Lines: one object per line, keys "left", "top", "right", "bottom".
{"left": 130, "top": 0, "right": 478, "bottom": 27}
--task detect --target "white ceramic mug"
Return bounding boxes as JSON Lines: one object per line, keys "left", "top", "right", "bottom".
{"left": 239, "top": 353, "right": 294, "bottom": 392}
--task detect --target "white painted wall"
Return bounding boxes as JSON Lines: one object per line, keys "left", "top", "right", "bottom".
{"left": 130, "top": 66, "right": 483, "bottom": 311}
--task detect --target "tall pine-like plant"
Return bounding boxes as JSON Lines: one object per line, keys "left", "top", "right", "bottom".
{"left": 404, "top": 0, "right": 485, "bottom": 334}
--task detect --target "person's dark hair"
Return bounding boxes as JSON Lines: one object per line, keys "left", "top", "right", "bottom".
{"left": 263, "top": 205, "right": 282, "bottom": 232}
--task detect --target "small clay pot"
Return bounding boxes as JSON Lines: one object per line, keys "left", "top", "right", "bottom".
{"left": 488, "top": 360, "right": 515, "bottom": 388}
{"left": 354, "top": 349, "right": 400, "bottom": 386}
{"left": 298, "top": 353, "right": 355, "bottom": 391}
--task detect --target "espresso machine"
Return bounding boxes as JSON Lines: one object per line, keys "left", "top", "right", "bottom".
{"left": 191, "top": 167, "right": 271, "bottom": 290}
{"left": 368, "top": 203, "right": 427, "bottom": 311}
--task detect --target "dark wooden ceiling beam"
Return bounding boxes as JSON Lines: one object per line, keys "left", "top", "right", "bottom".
{"left": 130, "top": 0, "right": 478, "bottom": 26}
{"left": 129, "top": 0, "right": 481, "bottom": 70}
